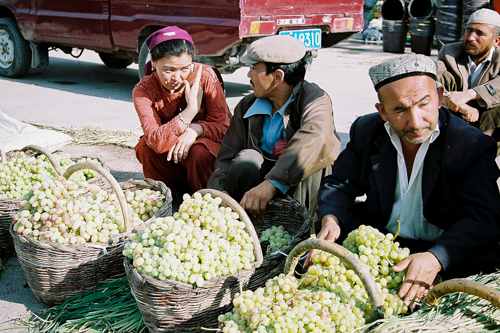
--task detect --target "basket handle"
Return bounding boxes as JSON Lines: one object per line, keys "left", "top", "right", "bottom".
{"left": 284, "top": 238, "right": 384, "bottom": 321}
{"left": 424, "top": 279, "right": 500, "bottom": 308}
{"left": 196, "top": 189, "right": 264, "bottom": 266}
{"left": 63, "top": 162, "right": 132, "bottom": 233}
{"left": 0, "top": 145, "right": 5, "bottom": 163}
{"left": 21, "top": 145, "right": 64, "bottom": 176}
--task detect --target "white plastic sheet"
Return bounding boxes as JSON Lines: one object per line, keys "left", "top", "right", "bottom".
{"left": 0, "top": 111, "right": 72, "bottom": 152}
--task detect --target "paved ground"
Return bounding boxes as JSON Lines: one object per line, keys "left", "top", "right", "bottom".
{"left": 1, "top": 35, "right": 495, "bottom": 332}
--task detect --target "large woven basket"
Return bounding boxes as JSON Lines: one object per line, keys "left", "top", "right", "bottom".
{"left": 0, "top": 145, "right": 63, "bottom": 250}
{"left": 10, "top": 162, "right": 171, "bottom": 305}
{"left": 245, "top": 198, "right": 313, "bottom": 290}
{"left": 125, "top": 192, "right": 313, "bottom": 332}
{"left": 120, "top": 178, "right": 173, "bottom": 218}
{"left": 65, "top": 154, "right": 110, "bottom": 189}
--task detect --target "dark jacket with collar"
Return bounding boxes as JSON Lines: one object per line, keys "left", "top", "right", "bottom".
{"left": 208, "top": 80, "right": 341, "bottom": 191}
{"left": 317, "top": 108, "right": 500, "bottom": 271}
{"left": 437, "top": 42, "right": 500, "bottom": 108}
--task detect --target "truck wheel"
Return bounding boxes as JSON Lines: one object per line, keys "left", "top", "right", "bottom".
{"left": 98, "top": 52, "right": 133, "bottom": 68}
{"left": 138, "top": 40, "right": 150, "bottom": 79}
{"left": 0, "top": 17, "right": 32, "bottom": 78}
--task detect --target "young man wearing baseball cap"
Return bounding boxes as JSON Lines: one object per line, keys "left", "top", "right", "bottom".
{"left": 438, "top": 8, "right": 500, "bottom": 149}
{"left": 208, "top": 35, "right": 341, "bottom": 218}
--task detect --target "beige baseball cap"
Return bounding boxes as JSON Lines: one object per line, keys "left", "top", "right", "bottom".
{"left": 467, "top": 8, "right": 500, "bottom": 28}
{"left": 240, "top": 35, "right": 306, "bottom": 64}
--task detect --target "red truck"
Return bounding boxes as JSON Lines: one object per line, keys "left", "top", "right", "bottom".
{"left": 0, "top": 0, "right": 364, "bottom": 78}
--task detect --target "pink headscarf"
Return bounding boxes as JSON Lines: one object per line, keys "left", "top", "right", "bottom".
{"left": 143, "top": 26, "right": 194, "bottom": 76}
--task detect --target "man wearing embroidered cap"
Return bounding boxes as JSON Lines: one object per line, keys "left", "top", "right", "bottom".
{"left": 208, "top": 35, "right": 341, "bottom": 218}
{"left": 437, "top": 8, "right": 500, "bottom": 149}
{"left": 310, "top": 53, "right": 500, "bottom": 307}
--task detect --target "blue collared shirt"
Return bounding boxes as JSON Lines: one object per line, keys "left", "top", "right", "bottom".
{"left": 243, "top": 95, "right": 293, "bottom": 194}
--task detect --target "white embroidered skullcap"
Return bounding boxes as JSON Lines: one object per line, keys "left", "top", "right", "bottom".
{"left": 369, "top": 53, "right": 437, "bottom": 90}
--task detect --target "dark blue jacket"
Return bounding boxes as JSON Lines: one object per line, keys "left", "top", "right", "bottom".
{"left": 317, "top": 107, "right": 500, "bottom": 273}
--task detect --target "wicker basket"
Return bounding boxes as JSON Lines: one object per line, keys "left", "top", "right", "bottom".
{"left": 125, "top": 191, "right": 313, "bottom": 332}
{"left": 120, "top": 178, "right": 173, "bottom": 218}
{"left": 65, "top": 154, "right": 110, "bottom": 189}
{"left": 245, "top": 198, "right": 313, "bottom": 290}
{"left": 0, "top": 145, "right": 63, "bottom": 250}
{"left": 284, "top": 238, "right": 385, "bottom": 321}
{"left": 10, "top": 162, "right": 171, "bottom": 305}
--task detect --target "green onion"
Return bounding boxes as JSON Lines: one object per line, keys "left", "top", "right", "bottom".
{"left": 19, "top": 277, "right": 147, "bottom": 333}
{"left": 362, "top": 271, "right": 500, "bottom": 332}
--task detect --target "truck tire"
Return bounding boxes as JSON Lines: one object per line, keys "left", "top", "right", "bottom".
{"left": 98, "top": 52, "right": 133, "bottom": 68}
{"left": 0, "top": 17, "right": 32, "bottom": 78}
{"left": 138, "top": 40, "right": 150, "bottom": 79}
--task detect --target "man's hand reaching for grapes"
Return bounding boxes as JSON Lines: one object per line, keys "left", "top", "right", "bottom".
{"left": 393, "top": 252, "right": 442, "bottom": 309}
{"left": 304, "top": 215, "right": 341, "bottom": 268}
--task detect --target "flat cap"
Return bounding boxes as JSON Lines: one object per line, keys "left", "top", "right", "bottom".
{"left": 467, "top": 8, "right": 500, "bottom": 28}
{"left": 240, "top": 35, "right": 306, "bottom": 64}
{"left": 369, "top": 53, "right": 437, "bottom": 90}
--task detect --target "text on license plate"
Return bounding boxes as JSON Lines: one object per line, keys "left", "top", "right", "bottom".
{"left": 279, "top": 29, "right": 322, "bottom": 50}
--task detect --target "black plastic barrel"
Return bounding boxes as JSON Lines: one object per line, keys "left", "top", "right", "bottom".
{"left": 408, "top": 0, "right": 435, "bottom": 19}
{"left": 409, "top": 18, "right": 436, "bottom": 55}
{"left": 381, "top": 0, "right": 407, "bottom": 20}
{"left": 435, "top": 0, "right": 462, "bottom": 49}
{"left": 462, "top": 0, "right": 490, "bottom": 30}
{"left": 382, "top": 20, "right": 409, "bottom": 53}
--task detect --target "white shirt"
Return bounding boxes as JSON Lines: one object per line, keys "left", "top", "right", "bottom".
{"left": 468, "top": 46, "right": 495, "bottom": 86}
{"left": 384, "top": 122, "right": 444, "bottom": 241}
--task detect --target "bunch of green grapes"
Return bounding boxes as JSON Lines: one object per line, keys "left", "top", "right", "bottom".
{"left": 342, "top": 225, "right": 410, "bottom": 315}
{"left": 220, "top": 225, "right": 411, "bottom": 332}
{"left": 42, "top": 153, "right": 102, "bottom": 182}
{"left": 0, "top": 151, "right": 102, "bottom": 200}
{"left": 12, "top": 177, "right": 128, "bottom": 244}
{"left": 124, "top": 188, "right": 164, "bottom": 226}
{"left": 0, "top": 152, "right": 56, "bottom": 199}
{"left": 75, "top": 156, "right": 102, "bottom": 180}
{"left": 123, "top": 192, "right": 256, "bottom": 287}
{"left": 259, "top": 225, "right": 293, "bottom": 253}
{"left": 220, "top": 273, "right": 364, "bottom": 333}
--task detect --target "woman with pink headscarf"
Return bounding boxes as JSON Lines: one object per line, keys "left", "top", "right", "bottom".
{"left": 133, "top": 26, "right": 229, "bottom": 196}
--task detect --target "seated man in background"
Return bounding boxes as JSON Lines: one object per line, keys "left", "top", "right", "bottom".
{"left": 437, "top": 8, "right": 500, "bottom": 144}
{"left": 311, "top": 53, "right": 500, "bottom": 306}
{"left": 208, "top": 35, "right": 341, "bottom": 217}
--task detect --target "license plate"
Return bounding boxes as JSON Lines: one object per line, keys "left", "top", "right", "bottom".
{"left": 279, "top": 28, "right": 322, "bottom": 50}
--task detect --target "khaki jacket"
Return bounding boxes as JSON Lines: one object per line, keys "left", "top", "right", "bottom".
{"left": 437, "top": 42, "right": 500, "bottom": 109}
{"left": 208, "top": 80, "right": 341, "bottom": 191}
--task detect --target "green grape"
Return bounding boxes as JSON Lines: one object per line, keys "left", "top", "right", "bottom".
{"left": 220, "top": 225, "right": 411, "bottom": 332}
{"left": 124, "top": 188, "right": 165, "bottom": 227}
{"left": 123, "top": 192, "right": 257, "bottom": 286}
{"left": 11, "top": 176, "right": 140, "bottom": 245}
{"left": 259, "top": 225, "right": 292, "bottom": 253}
{"left": 0, "top": 152, "right": 105, "bottom": 200}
